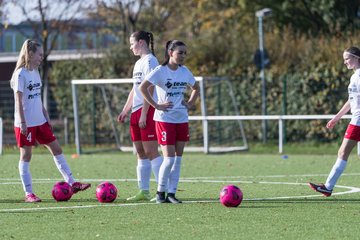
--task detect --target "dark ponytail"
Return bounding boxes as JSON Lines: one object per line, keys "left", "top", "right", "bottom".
{"left": 161, "top": 40, "right": 186, "bottom": 66}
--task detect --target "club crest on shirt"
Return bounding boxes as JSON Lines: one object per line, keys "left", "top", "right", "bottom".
{"left": 27, "top": 82, "right": 40, "bottom": 91}
{"left": 166, "top": 81, "right": 173, "bottom": 88}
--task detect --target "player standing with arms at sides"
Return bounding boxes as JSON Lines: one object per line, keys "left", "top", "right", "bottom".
{"left": 140, "top": 40, "right": 200, "bottom": 203}
{"left": 10, "top": 39, "right": 91, "bottom": 203}
{"left": 309, "top": 47, "right": 360, "bottom": 197}
{"left": 117, "top": 31, "right": 163, "bottom": 201}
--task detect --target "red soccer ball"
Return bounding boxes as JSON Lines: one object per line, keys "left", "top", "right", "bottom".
{"left": 219, "top": 184, "right": 243, "bottom": 207}
{"left": 52, "top": 181, "right": 73, "bottom": 201}
{"left": 96, "top": 182, "right": 118, "bottom": 203}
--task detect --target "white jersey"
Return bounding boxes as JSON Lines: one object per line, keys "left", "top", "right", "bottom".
{"left": 348, "top": 68, "right": 360, "bottom": 126}
{"left": 146, "top": 65, "right": 196, "bottom": 123}
{"left": 11, "top": 68, "right": 47, "bottom": 127}
{"left": 132, "top": 54, "right": 159, "bottom": 112}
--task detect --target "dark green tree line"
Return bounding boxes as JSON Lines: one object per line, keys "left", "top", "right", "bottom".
{"left": 49, "top": 0, "right": 360, "bottom": 143}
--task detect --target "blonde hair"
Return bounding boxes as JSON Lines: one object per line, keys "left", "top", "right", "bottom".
{"left": 10, "top": 39, "right": 42, "bottom": 88}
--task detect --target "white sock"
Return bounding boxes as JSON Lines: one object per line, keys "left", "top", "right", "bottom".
{"left": 168, "top": 156, "right": 182, "bottom": 194}
{"left": 325, "top": 158, "right": 347, "bottom": 190}
{"left": 151, "top": 156, "right": 163, "bottom": 183}
{"left": 137, "top": 159, "right": 151, "bottom": 191}
{"left": 157, "top": 157, "right": 175, "bottom": 192}
{"left": 53, "top": 154, "right": 75, "bottom": 185}
{"left": 19, "top": 161, "right": 32, "bottom": 195}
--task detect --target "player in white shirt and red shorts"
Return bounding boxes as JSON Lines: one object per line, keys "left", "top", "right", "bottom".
{"left": 11, "top": 39, "right": 91, "bottom": 203}
{"left": 140, "top": 40, "right": 200, "bottom": 203}
{"left": 309, "top": 47, "right": 360, "bottom": 196}
{"left": 118, "top": 31, "right": 163, "bottom": 201}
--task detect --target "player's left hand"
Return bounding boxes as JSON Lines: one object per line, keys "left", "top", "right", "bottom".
{"left": 139, "top": 115, "right": 147, "bottom": 129}
{"left": 181, "top": 100, "right": 191, "bottom": 109}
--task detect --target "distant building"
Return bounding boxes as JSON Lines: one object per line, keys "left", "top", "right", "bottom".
{"left": 0, "top": 19, "right": 118, "bottom": 52}
{"left": 0, "top": 19, "right": 117, "bottom": 145}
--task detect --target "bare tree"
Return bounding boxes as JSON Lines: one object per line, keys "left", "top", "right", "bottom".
{"left": 88, "top": 0, "right": 178, "bottom": 46}
{"left": 89, "top": 0, "right": 146, "bottom": 44}
{"left": 7, "top": 0, "right": 88, "bottom": 110}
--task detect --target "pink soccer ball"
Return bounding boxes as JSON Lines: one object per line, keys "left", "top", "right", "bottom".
{"left": 96, "top": 182, "right": 118, "bottom": 203}
{"left": 219, "top": 184, "right": 243, "bottom": 207}
{"left": 52, "top": 181, "right": 73, "bottom": 201}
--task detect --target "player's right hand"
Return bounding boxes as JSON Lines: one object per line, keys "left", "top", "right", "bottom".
{"left": 326, "top": 118, "right": 338, "bottom": 129}
{"left": 156, "top": 102, "right": 173, "bottom": 112}
{"left": 20, "top": 122, "right": 27, "bottom": 135}
{"left": 117, "top": 111, "right": 127, "bottom": 123}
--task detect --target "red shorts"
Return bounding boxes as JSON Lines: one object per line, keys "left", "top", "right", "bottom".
{"left": 344, "top": 124, "right": 360, "bottom": 141}
{"left": 14, "top": 122, "right": 56, "bottom": 147}
{"left": 155, "top": 122, "right": 189, "bottom": 145}
{"left": 130, "top": 106, "right": 157, "bottom": 142}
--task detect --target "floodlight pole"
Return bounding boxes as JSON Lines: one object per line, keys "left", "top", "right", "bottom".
{"left": 256, "top": 8, "right": 272, "bottom": 143}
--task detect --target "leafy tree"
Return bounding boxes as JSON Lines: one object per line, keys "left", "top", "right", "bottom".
{"left": 254, "top": 0, "right": 360, "bottom": 35}
{"left": 5, "top": 0, "right": 89, "bottom": 109}
{"left": 46, "top": 0, "right": 360, "bottom": 142}
{"left": 88, "top": 0, "right": 178, "bottom": 51}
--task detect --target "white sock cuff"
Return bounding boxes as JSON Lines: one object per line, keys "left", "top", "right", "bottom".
{"left": 335, "top": 158, "right": 347, "bottom": 166}
{"left": 175, "top": 156, "right": 182, "bottom": 163}
{"left": 53, "top": 153, "right": 66, "bottom": 161}
{"left": 151, "top": 156, "right": 163, "bottom": 165}
{"left": 138, "top": 159, "right": 151, "bottom": 166}
{"left": 164, "top": 156, "right": 176, "bottom": 165}
{"left": 19, "top": 161, "right": 30, "bottom": 173}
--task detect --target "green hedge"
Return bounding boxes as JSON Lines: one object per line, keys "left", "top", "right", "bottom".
{"left": 49, "top": 30, "right": 359, "bottom": 143}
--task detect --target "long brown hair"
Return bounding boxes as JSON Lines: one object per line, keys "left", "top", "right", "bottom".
{"left": 131, "top": 31, "right": 155, "bottom": 55}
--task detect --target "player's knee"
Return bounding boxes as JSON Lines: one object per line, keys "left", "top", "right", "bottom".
{"left": 136, "top": 151, "right": 147, "bottom": 159}
{"left": 337, "top": 149, "right": 348, "bottom": 160}
{"left": 143, "top": 150, "right": 159, "bottom": 160}
{"left": 21, "top": 154, "right": 32, "bottom": 161}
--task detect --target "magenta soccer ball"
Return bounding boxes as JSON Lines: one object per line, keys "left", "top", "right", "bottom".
{"left": 219, "top": 185, "right": 243, "bottom": 207}
{"left": 52, "top": 181, "right": 73, "bottom": 201}
{"left": 96, "top": 182, "right": 118, "bottom": 203}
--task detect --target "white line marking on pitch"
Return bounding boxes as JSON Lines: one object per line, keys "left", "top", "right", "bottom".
{"left": 1, "top": 176, "right": 360, "bottom": 212}
{"left": 2, "top": 172, "right": 360, "bottom": 182}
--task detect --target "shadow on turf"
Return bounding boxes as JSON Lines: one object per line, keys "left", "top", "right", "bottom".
{"left": 0, "top": 198, "right": 105, "bottom": 204}
{"left": 246, "top": 198, "right": 360, "bottom": 204}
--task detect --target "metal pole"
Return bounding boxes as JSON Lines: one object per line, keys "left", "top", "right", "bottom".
{"left": 0, "top": 117, "right": 2, "bottom": 155}
{"left": 258, "top": 16, "right": 267, "bottom": 143}
{"left": 198, "top": 77, "right": 209, "bottom": 154}
{"left": 279, "top": 118, "right": 283, "bottom": 154}
{"left": 72, "top": 83, "right": 81, "bottom": 155}
{"left": 64, "top": 117, "right": 68, "bottom": 145}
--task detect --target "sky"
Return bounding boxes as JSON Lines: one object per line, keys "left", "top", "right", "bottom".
{"left": 2, "top": 2, "right": 25, "bottom": 24}
{"left": 2, "top": 1, "right": 97, "bottom": 24}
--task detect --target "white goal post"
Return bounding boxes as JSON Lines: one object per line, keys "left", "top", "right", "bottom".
{"left": 0, "top": 117, "right": 2, "bottom": 155}
{"left": 71, "top": 77, "right": 248, "bottom": 155}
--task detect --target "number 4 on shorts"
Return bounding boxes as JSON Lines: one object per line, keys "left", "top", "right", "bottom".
{"left": 26, "top": 132, "right": 32, "bottom": 142}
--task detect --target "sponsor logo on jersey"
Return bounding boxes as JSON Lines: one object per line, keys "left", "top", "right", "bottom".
{"left": 28, "top": 92, "right": 41, "bottom": 99}
{"left": 134, "top": 72, "right": 142, "bottom": 77}
{"left": 167, "top": 92, "right": 182, "bottom": 97}
{"left": 166, "top": 81, "right": 173, "bottom": 88}
{"left": 173, "top": 82, "right": 187, "bottom": 87}
{"left": 27, "top": 82, "right": 41, "bottom": 91}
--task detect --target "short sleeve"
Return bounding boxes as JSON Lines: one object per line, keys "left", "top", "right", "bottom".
{"left": 186, "top": 67, "right": 196, "bottom": 86}
{"left": 12, "top": 69, "right": 25, "bottom": 93}
{"left": 146, "top": 65, "right": 163, "bottom": 86}
{"left": 142, "top": 55, "right": 159, "bottom": 76}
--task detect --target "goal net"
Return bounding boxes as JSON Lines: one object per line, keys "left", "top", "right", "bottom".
{"left": 71, "top": 77, "right": 248, "bottom": 154}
